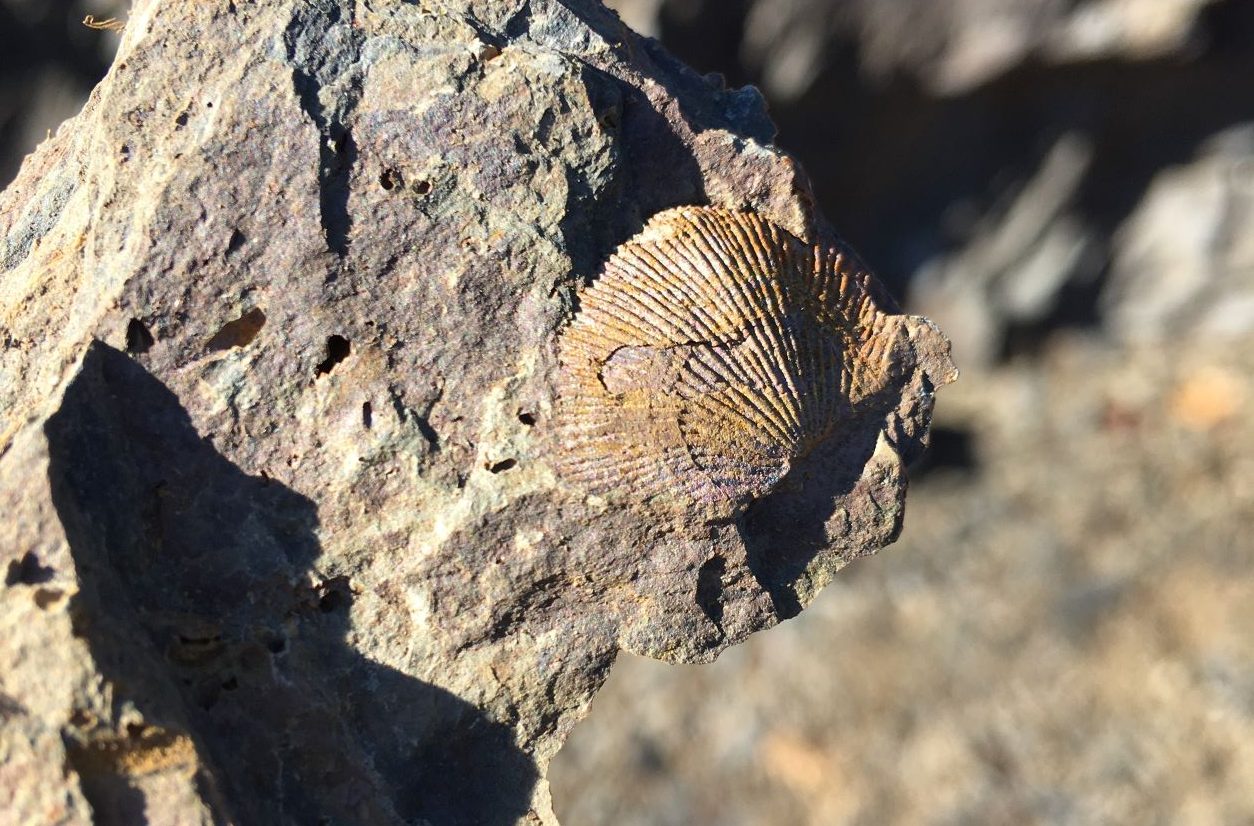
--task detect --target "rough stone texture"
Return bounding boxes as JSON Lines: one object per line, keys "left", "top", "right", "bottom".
{"left": 0, "top": 1, "right": 951, "bottom": 823}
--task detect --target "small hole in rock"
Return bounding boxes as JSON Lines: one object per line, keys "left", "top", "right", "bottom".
{"left": 319, "top": 589, "right": 345, "bottom": 613}
{"left": 174, "top": 112, "right": 189, "bottom": 127}
{"left": 487, "top": 458, "right": 517, "bottom": 474}
{"left": 206, "top": 307, "right": 266, "bottom": 351}
{"left": 5, "top": 552, "right": 55, "bottom": 586}
{"left": 379, "top": 168, "right": 402, "bottom": 191}
{"left": 221, "top": 676, "right": 239, "bottom": 691}
{"left": 225, "top": 228, "right": 246, "bottom": 256}
{"left": 263, "top": 633, "right": 287, "bottom": 654}
{"left": 696, "top": 555, "right": 727, "bottom": 626}
{"left": 413, "top": 179, "right": 432, "bottom": 196}
{"left": 126, "top": 319, "right": 155, "bottom": 353}
{"left": 34, "top": 588, "right": 64, "bottom": 609}
{"left": 362, "top": 401, "right": 373, "bottom": 429}
{"left": 517, "top": 411, "right": 536, "bottom": 426}
{"left": 315, "top": 335, "right": 351, "bottom": 377}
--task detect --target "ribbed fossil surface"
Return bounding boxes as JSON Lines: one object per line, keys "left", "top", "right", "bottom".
{"left": 557, "top": 206, "right": 900, "bottom": 510}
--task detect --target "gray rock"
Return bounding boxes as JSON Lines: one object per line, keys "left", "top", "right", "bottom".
{"left": 1104, "top": 125, "right": 1254, "bottom": 343}
{"left": 0, "top": 0, "right": 951, "bottom": 822}
{"left": 608, "top": 0, "right": 1216, "bottom": 98}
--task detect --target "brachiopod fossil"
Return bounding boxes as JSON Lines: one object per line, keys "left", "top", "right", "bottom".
{"left": 556, "top": 206, "right": 908, "bottom": 512}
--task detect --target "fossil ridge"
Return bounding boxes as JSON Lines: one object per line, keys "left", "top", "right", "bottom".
{"left": 558, "top": 206, "right": 951, "bottom": 515}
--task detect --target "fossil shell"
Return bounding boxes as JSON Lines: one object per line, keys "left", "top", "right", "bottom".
{"left": 556, "top": 206, "right": 899, "bottom": 509}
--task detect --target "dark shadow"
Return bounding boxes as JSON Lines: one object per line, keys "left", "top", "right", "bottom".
{"left": 557, "top": 62, "right": 709, "bottom": 287}
{"left": 5, "top": 550, "right": 55, "bottom": 585}
{"left": 909, "top": 425, "right": 977, "bottom": 481}
{"left": 737, "top": 406, "right": 889, "bottom": 620}
{"left": 46, "top": 342, "right": 537, "bottom": 825}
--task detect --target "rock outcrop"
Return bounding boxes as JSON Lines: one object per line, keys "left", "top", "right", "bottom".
{"left": 0, "top": 1, "right": 951, "bottom": 822}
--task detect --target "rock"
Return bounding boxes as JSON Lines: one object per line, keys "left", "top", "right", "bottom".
{"left": 0, "top": 0, "right": 952, "bottom": 822}
{"left": 608, "top": 0, "right": 1219, "bottom": 98}
{"left": 1103, "top": 125, "right": 1254, "bottom": 343}
{"left": 909, "top": 133, "right": 1101, "bottom": 366}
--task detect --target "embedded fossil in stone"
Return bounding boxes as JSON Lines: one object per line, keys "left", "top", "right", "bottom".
{"left": 556, "top": 206, "right": 935, "bottom": 513}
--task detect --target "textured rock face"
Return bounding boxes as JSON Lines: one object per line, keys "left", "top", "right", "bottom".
{"left": 0, "top": 1, "right": 951, "bottom": 823}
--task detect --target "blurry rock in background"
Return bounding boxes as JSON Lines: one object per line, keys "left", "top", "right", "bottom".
{"left": 552, "top": 1, "right": 1254, "bottom": 824}
{"left": 743, "top": 0, "right": 1218, "bottom": 100}
{"left": 619, "top": 0, "right": 1219, "bottom": 100}
{"left": 1104, "top": 124, "right": 1254, "bottom": 344}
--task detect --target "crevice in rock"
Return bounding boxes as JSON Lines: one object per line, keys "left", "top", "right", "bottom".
{"left": 5, "top": 551, "right": 54, "bottom": 586}
{"left": 283, "top": 0, "right": 365, "bottom": 258}
{"left": 504, "top": 1, "right": 535, "bottom": 42}
{"left": 378, "top": 168, "right": 401, "bottom": 191}
{"left": 125, "top": 318, "right": 155, "bottom": 354}
{"left": 387, "top": 385, "right": 440, "bottom": 447}
{"left": 695, "top": 555, "right": 726, "bottom": 629}
{"left": 314, "top": 334, "right": 351, "bottom": 377}
{"left": 224, "top": 228, "right": 246, "bottom": 257}
{"left": 488, "top": 458, "right": 517, "bottom": 473}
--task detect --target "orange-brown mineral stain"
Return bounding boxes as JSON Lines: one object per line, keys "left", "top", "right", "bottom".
{"left": 555, "top": 206, "right": 904, "bottom": 512}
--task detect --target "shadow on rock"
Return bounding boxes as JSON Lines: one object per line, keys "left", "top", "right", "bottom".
{"left": 738, "top": 407, "right": 897, "bottom": 621}
{"left": 46, "top": 342, "right": 536, "bottom": 825}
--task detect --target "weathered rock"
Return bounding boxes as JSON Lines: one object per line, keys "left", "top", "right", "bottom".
{"left": 0, "top": 0, "right": 952, "bottom": 822}
{"left": 1103, "top": 125, "right": 1254, "bottom": 343}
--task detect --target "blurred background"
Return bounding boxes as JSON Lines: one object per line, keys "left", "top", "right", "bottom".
{"left": 4, "top": 1, "right": 1251, "bottom": 824}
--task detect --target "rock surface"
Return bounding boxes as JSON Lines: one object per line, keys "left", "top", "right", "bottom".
{"left": 0, "top": 1, "right": 951, "bottom": 822}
